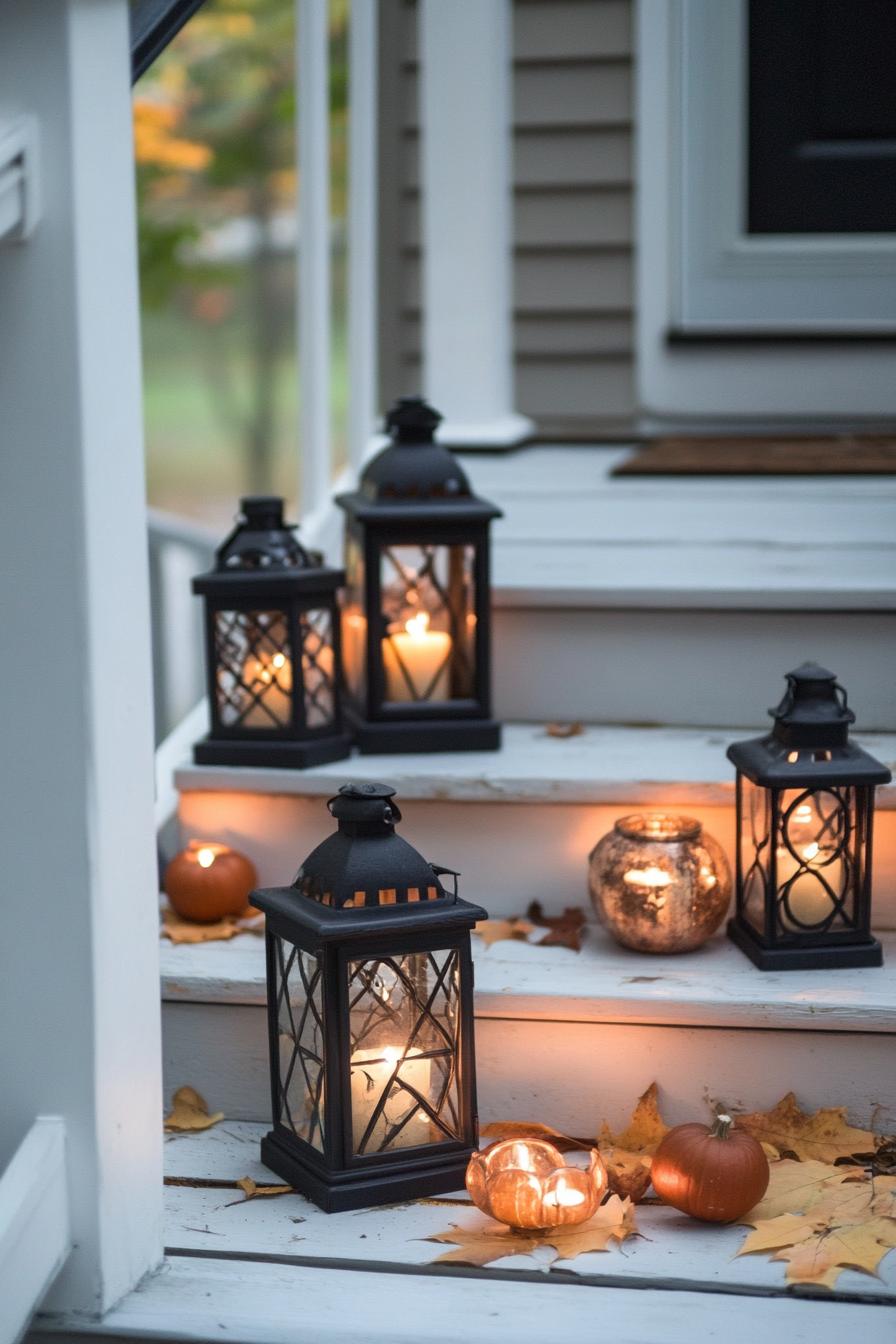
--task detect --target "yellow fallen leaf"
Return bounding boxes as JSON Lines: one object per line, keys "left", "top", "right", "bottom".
{"left": 473, "top": 918, "right": 536, "bottom": 949}
{"left": 738, "top": 1164, "right": 896, "bottom": 1287}
{"left": 232, "top": 1177, "right": 295, "bottom": 1202}
{"left": 774, "top": 1217, "right": 896, "bottom": 1288}
{"left": 741, "top": 1159, "right": 856, "bottom": 1221}
{"left": 545, "top": 722, "right": 583, "bottom": 739}
{"left": 427, "top": 1195, "right": 638, "bottom": 1268}
{"left": 735, "top": 1092, "right": 876, "bottom": 1163}
{"left": 599, "top": 1082, "right": 670, "bottom": 1154}
{"left": 164, "top": 1085, "right": 224, "bottom": 1132}
{"left": 479, "top": 1120, "right": 585, "bottom": 1148}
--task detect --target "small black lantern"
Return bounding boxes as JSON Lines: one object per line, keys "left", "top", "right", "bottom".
{"left": 336, "top": 398, "right": 502, "bottom": 753}
{"left": 727, "top": 663, "right": 891, "bottom": 970}
{"left": 251, "top": 783, "right": 485, "bottom": 1211}
{"left": 192, "top": 496, "right": 351, "bottom": 768}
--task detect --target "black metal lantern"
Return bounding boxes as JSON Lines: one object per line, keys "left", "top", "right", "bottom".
{"left": 192, "top": 496, "right": 352, "bottom": 768}
{"left": 727, "top": 663, "right": 891, "bottom": 970}
{"left": 336, "top": 398, "right": 502, "bottom": 753}
{"left": 250, "top": 782, "right": 485, "bottom": 1211}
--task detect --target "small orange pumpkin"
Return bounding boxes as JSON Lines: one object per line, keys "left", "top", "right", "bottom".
{"left": 164, "top": 841, "right": 258, "bottom": 923}
{"left": 650, "top": 1113, "right": 769, "bottom": 1223}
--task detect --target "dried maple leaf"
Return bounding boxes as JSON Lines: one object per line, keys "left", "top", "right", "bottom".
{"left": 774, "top": 1218, "right": 896, "bottom": 1288}
{"left": 428, "top": 1195, "right": 638, "bottom": 1268}
{"left": 545, "top": 722, "right": 584, "bottom": 739}
{"left": 164, "top": 1086, "right": 224, "bottom": 1132}
{"left": 599, "top": 1082, "right": 670, "bottom": 1154}
{"left": 742, "top": 1159, "right": 857, "bottom": 1221}
{"left": 601, "top": 1147, "right": 653, "bottom": 1203}
{"left": 739, "top": 1166, "right": 896, "bottom": 1287}
{"left": 473, "top": 918, "right": 535, "bottom": 949}
{"left": 479, "top": 1120, "right": 588, "bottom": 1150}
{"left": 229, "top": 1177, "right": 295, "bottom": 1203}
{"left": 161, "top": 906, "right": 264, "bottom": 944}
{"left": 527, "top": 902, "right": 587, "bottom": 952}
{"left": 735, "top": 1093, "right": 876, "bottom": 1163}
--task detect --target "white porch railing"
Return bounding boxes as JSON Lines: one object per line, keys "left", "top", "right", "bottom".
{"left": 0, "top": 1118, "right": 69, "bottom": 1344}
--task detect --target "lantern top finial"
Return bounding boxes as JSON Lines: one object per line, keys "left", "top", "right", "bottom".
{"left": 770, "top": 662, "right": 855, "bottom": 748}
{"left": 385, "top": 396, "right": 442, "bottom": 442}
{"left": 214, "top": 494, "right": 315, "bottom": 572}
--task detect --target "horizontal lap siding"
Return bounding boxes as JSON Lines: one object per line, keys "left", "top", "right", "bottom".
{"left": 378, "top": 0, "right": 637, "bottom": 429}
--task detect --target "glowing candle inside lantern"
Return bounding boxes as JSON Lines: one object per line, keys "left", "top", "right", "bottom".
{"left": 350, "top": 1045, "right": 432, "bottom": 1153}
{"left": 623, "top": 866, "right": 672, "bottom": 891}
{"left": 776, "top": 798, "right": 838, "bottom": 928}
{"left": 243, "top": 650, "right": 292, "bottom": 726}
{"left": 543, "top": 1175, "right": 587, "bottom": 1210}
{"left": 382, "top": 611, "right": 452, "bottom": 702}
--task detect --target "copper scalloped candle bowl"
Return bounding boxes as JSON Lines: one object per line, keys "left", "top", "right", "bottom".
{"left": 466, "top": 1139, "right": 607, "bottom": 1230}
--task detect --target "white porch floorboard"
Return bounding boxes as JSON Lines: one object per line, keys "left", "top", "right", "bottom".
{"left": 34, "top": 1253, "right": 896, "bottom": 1344}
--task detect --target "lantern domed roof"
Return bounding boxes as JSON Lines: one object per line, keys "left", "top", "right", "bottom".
{"left": 359, "top": 397, "right": 473, "bottom": 503}
{"left": 292, "top": 783, "right": 458, "bottom": 910}
{"left": 215, "top": 496, "right": 315, "bottom": 571}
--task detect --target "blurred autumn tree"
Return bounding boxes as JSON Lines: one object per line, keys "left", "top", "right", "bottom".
{"left": 135, "top": 0, "right": 347, "bottom": 499}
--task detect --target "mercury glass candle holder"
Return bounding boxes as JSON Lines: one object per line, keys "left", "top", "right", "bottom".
{"left": 589, "top": 813, "right": 731, "bottom": 954}
{"left": 466, "top": 1139, "right": 607, "bottom": 1230}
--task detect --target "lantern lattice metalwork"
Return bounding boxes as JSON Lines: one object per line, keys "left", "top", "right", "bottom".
{"left": 336, "top": 397, "right": 502, "bottom": 753}
{"left": 251, "top": 782, "right": 485, "bottom": 1211}
{"left": 727, "top": 663, "right": 890, "bottom": 970}
{"left": 192, "top": 496, "right": 351, "bottom": 768}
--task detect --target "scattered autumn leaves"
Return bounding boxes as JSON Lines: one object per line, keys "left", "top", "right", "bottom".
{"left": 164, "top": 1086, "right": 224, "bottom": 1132}
{"left": 474, "top": 902, "right": 587, "bottom": 953}
{"left": 161, "top": 905, "right": 264, "bottom": 944}
{"left": 428, "top": 1194, "right": 637, "bottom": 1268}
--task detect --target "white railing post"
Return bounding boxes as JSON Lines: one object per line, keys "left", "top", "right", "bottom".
{"left": 347, "top": 0, "right": 379, "bottom": 475}
{"left": 297, "top": 0, "right": 332, "bottom": 515}
{"left": 0, "top": 1118, "right": 70, "bottom": 1343}
{"left": 0, "top": 0, "right": 163, "bottom": 1318}
{"left": 419, "top": 0, "right": 534, "bottom": 450}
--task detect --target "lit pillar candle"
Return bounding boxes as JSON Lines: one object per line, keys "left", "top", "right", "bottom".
{"left": 350, "top": 1045, "right": 432, "bottom": 1153}
{"left": 302, "top": 642, "right": 335, "bottom": 726}
{"left": 382, "top": 612, "right": 451, "bottom": 702}
{"left": 622, "top": 866, "right": 673, "bottom": 905}
{"left": 777, "top": 798, "right": 838, "bottom": 928}
{"left": 243, "top": 650, "right": 292, "bottom": 727}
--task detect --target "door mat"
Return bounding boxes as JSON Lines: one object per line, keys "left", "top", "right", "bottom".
{"left": 613, "top": 436, "right": 896, "bottom": 476}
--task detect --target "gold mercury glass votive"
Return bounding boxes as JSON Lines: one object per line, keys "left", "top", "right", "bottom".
{"left": 589, "top": 813, "right": 731, "bottom": 954}
{"left": 466, "top": 1139, "right": 607, "bottom": 1230}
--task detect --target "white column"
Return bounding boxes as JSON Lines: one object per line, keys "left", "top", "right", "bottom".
{"left": 0, "top": 0, "right": 163, "bottom": 1318}
{"left": 419, "top": 0, "right": 533, "bottom": 449}
{"left": 297, "top": 0, "right": 332, "bottom": 515}
{"left": 347, "top": 0, "right": 380, "bottom": 475}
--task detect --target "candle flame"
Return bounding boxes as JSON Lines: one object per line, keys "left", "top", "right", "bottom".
{"left": 382, "top": 1046, "right": 401, "bottom": 1065}
{"left": 623, "top": 866, "right": 672, "bottom": 889}
{"left": 196, "top": 847, "right": 216, "bottom": 869}
{"left": 802, "top": 841, "right": 820, "bottom": 861}
{"left": 544, "top": 1176, "right": 586, "bottom": 1209}
{"left": 794, "top": 804, "right": 813, "bottom": 823}
{"left": 405, "top": 611, "right": 431, "bottom": 638}
{"left": 272, "top": 652, "right": 286, "bottom": 670}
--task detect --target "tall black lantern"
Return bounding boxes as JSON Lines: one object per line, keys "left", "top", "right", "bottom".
{"left": 727, "top": 663, "right": 890, "bottom": 970}
{"left": 336, "top": 398, "right": 502, "bottom": 753}
{"left": 193, "top": 496, "right": 351, "bottom": 768}
{"left": 250, "top": 783, "right": 485, "bottom": 1211}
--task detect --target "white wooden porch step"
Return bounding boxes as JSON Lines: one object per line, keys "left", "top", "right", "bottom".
{"left": 160, "top": 926, "right": 896, "bottom": 1134}
{"left": 174, "top": 721, "right": 896, "bottom": 924}
{"left": 33, "top": 1124, "right": 896, "bottom": 1343}
{"left": 459, "top": 446, "right": 896, "bottom": 727}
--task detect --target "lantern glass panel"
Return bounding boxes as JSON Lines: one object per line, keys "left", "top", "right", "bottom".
{"left": 775, "top": 786, "right": 856, "bottom": 933}
{"left": 379, "top": 544, "right": 476, "bottom": 704}
{"left": 275, "top": 938, "right": 325, "bottom": 1152}
{"left": 300, "top": 608, "right": 336, "bottom": 729}
{"left": 347, "top": 948, "right": 462, "bottom": 1157}
{"left": 740, "top": 775, "right": 771, "bottom": 933}
{"left": 214, "top": 608, "right": 293, "bottom": 729}
{"left": 342, "top": 529, "right": 367, "bottom": 699}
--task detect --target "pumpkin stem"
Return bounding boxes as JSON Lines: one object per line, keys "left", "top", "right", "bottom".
{"left": 711, "top": 1112, "right": 734, "bottom": 1139}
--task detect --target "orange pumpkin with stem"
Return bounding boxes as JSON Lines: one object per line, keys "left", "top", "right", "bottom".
{"left": 650, "top": 1113, "right": 769, "bottom": 1223}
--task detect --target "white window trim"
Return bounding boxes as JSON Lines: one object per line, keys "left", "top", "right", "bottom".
{"left": 676, "top": 0, "right": 896, "bottom": 333}
{"left": 636, "top": 0, "right": 896, "bottom": 421}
